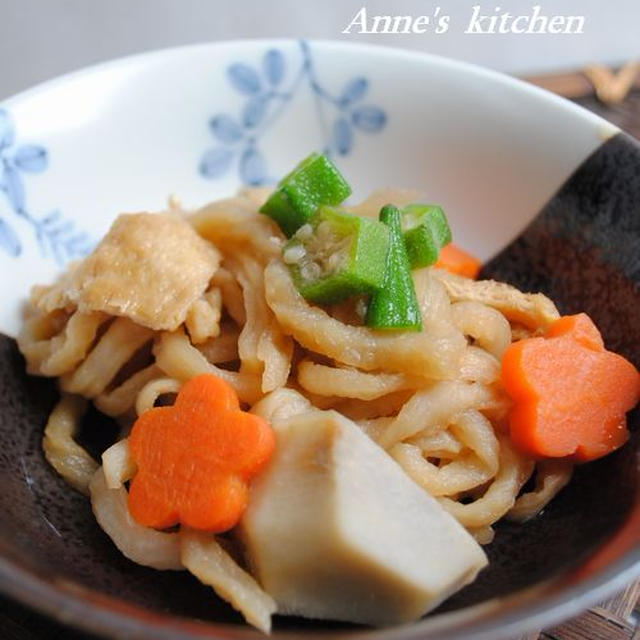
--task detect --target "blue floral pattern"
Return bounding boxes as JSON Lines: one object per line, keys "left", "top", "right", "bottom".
{"left": 200, "top": 40, "right": 387, "bottom": 185}
{"left": 0, "top": 108, "right": 91, "bottom": 263}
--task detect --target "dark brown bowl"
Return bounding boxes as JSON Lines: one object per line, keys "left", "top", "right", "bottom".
{"left": 1, "top": 132, "right": 639, "bottom": 639}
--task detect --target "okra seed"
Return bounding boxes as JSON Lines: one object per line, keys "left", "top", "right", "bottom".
{"left": 300, "top": 261, "right": 322, "bottom": 281}
{"left": 283, "top": 244, "right": 307, "bottom": 265}
{"left": 296, "top": 224, "right": 313, "bottom": 240}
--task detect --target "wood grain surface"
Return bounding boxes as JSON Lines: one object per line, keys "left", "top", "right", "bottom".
{"left": 516, "top": 581, "right": 640, "bottom": 640}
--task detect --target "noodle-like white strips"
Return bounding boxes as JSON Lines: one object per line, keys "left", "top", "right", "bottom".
{"left": 102, "top": 439, "right": 136, "bottom": 489}
{"left": 153, "top": 329, "right": 262, "bottom": 404}
{"left": 438, "top": 439, "right": 534, "bottom": 529}
{"left": 42, "top": 395, "right": 97, "bottom": 495}
{"left": 185, "top": 288, "right": 222, "bottom": 345}
{"left": 297, "top": 359, "right": 421, "bottom": 400}
{"left": 459, "top": 346, "right": 501, "bottom": 384}
{"left": 251, "top": 388, "right": 313, "bottom": 423}
{"left": 180, "top": 529, "right": 277, "bottom": 634}
{"left": 450, "top": 410, "right": 500, "bottom": 475}
{"left": 257, "top": 330, "right": 293, "bottom": 393}
{"left": 355, "top": 417, "right": 395, "bottom": 441}
{"left": 413, "top": 267, "right": 455, "bottom": 328}
{"left": 407, "top": 429, "right": 463, "bottom": 459}
{"left": 211, "top": 267, "right": 246, "bottom": 325}
{"left": 334, "top": 390, "right": 414, "bottom": 421}
{"left": 469, "top": 526, "right": 495, "bottom": 545}
{"left": 233, "top": 257, "right": 263, "bottom": 376}
{"left": 94, "top": 365, "right": 163, "bottom": 417}
{"left": 451, "top": 301, "right": 512, "bottom": 360}
{"left": 391, "top": 411, "right": 499, "bottom": 497}
{"left": 89, "top": 468, "right": 182, "bottom": 570}
{"left": 433, "top": 269, "right": 560, "bottom": 330}
{"left": 17, "top": 309, "right": 68, "bottom": 372}
{"left": 135, "top": 378, "right": 182, "bottom": 416}
{"left": 264, "top": 262, "right": 466, "bottom": 379}
{"left": 393, "top": 445, "right": 492, "bottom": 497}
{"left": 190, "top": 196, "right": 283, "bottom": 263}
{"left": 507, "top": 460, "right": 573, "bottom": 522}
{"left": 231, "top": 256, "right": 293, "bottom": 393}
{"left": 377, "top": 381, "right": 495, "bottom": 450}
{"left": 61, "top": 317, "right": 153, "bottom": 398}
{"left": 197, "top": 326, "right": 240, "bottom": 364}
{"left": 20, "top": 183, "right": 586, "bottom": 631}
{"left": 19, "top": 310, "right": 107, "bottom": 377}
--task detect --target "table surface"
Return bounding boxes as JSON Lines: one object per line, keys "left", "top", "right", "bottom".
{"left": 1, "top": 71, "right": 639, "bottom": 640}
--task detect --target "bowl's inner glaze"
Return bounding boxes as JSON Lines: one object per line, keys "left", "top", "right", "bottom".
{"left": 0, "top": 132, "right": 639, "bottom": 635}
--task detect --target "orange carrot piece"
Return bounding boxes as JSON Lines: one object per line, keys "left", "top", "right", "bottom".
{"left": 545, "top": 313, "right": 603, "bottom": 350}
{"left": 128, "top": 373, "right": 275, "bottom": 532}
{"left": 435, "top": 243, "right": 482, "bottom": 279}
{"left": 502, "top": 313, "right": 640, "bottom": 462}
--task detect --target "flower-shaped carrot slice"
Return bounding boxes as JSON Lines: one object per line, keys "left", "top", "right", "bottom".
{"left": 502, "top": 313, "right": 640, "bottom": 462}
{"left": 128, "top": 374, "right": 275, "bottom": 532}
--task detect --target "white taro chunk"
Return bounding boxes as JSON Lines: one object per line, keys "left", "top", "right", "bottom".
{"left": 239, "top": 409, "right": 488, "bottom": 626}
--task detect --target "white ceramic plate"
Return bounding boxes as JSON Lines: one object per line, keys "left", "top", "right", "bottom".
{"left": 0, "top": 38, "right": 615, "bottom": 336}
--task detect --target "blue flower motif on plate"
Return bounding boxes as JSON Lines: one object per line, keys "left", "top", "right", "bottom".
{"left": 0, "top": 108, "right": 92, "bottom": 263}
{"left": 199, "top": 40, "right": 387, "bottom": 185}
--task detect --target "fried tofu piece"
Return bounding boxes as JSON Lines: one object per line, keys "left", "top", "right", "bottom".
{"left": 34, "top": 213, "right": 220, "bottom": 331}
{"left": 433, "top": 268, "right": 559, "bottom": 330}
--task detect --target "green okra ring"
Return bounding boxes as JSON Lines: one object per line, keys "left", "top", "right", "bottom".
{"left": 402, "top": 204, "right": 452, "bottom": 269}
{"left": 260, "top": 153, "right": 352, "bottom": 237}
{"left": 365, "top": 205, "right": 423, "bottom": 332}
{"left": 284, "top": 206, "right": 389, "bottom": 305}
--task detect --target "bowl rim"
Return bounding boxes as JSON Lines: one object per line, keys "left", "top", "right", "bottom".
{"left": 0, "top": 37, "right": 636, "bottom": 639}
{"left": 1, "top": 36, "right": 614, "bottom": 139}
{"left": 1, "top": 526, "right": 638, "bottom": 640}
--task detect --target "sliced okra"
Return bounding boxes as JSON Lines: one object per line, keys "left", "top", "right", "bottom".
{"left": 365, "top": 205, "right": 423, "bottom": 331}
{"left": 260, "top": 153, "right": 352, "bottom": 237}
{"left": 284, "top": 206, "right": 389, "bottom": 305}
{"left": 401, "top": 204, "right": 452, "bottom": 269}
